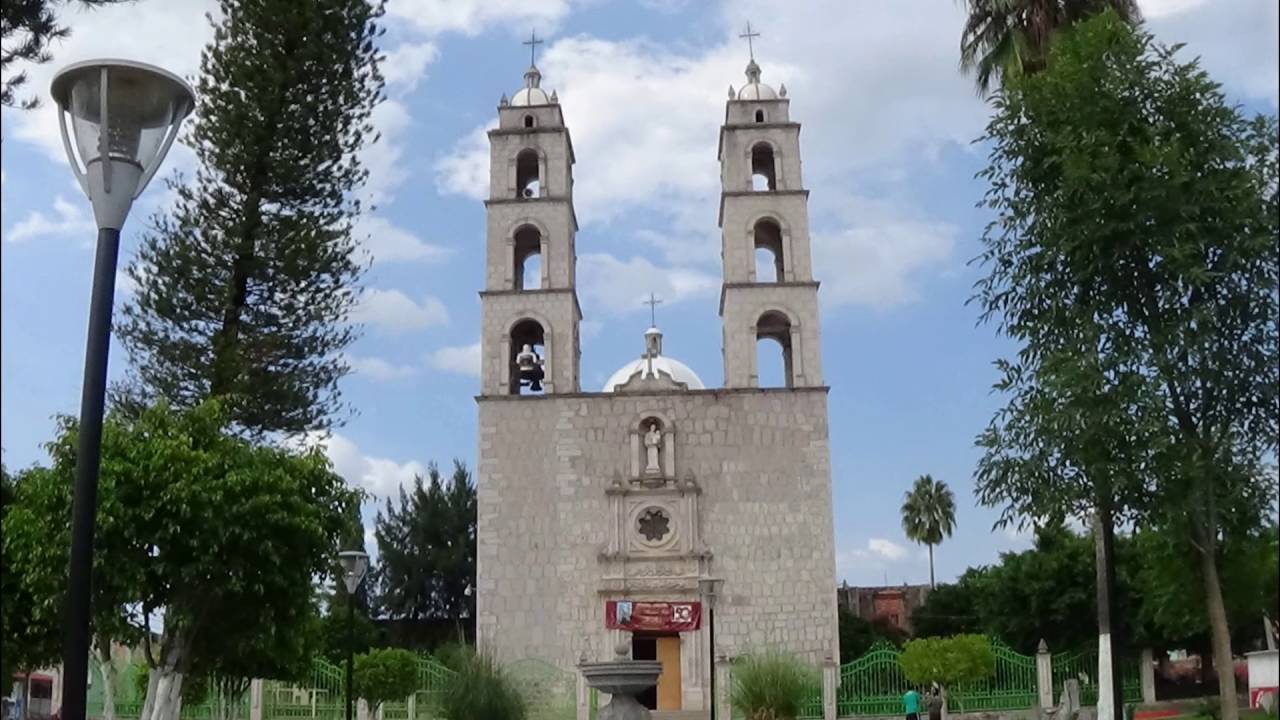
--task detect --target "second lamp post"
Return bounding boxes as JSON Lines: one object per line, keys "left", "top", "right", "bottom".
{"left": 338, "top": 550, "right": 370, "bottom": 720}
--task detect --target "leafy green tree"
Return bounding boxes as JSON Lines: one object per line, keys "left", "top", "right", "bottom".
{"left": 839, "top": 608, "right": 908, "bottom": 661}
{"left": 0, "top": 0, "right": 133, "bottom": 109}
{"left": 959, "top": 0, "right": 1140, "bottom": 95}
{"left": 116, "top": 0, "right": 386, "bottom": 437}
{"left": 901, "top": 475, "right": 957, "bottom": 588}
{"left": 973, "top": 13, "right": 1278, "bottom": 720}
{"left": 375, "top": 461, "right": 476, "bottom": 640}
{"left": 14, "top": 401, "right": 356, "bottom": 720}
{"left": 353, "top": 648, "right": 418, "bottom": 714}
{"left": 898, "top": 635, "right": 995, "bottom": 707}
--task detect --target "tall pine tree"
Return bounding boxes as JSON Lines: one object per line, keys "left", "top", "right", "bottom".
{"left": 117, "top": 0, "right": 385, "bottom": 436}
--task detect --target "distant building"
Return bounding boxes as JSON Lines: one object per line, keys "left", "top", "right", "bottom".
{"left": 837, "top": 582, "right": 931, "bottom": 634}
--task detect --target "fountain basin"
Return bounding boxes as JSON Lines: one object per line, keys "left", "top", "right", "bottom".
{"left": 579, "top": 659, "right": 662, "bottom": 696}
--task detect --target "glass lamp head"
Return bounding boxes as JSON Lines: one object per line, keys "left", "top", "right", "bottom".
{"left": 337, "top": 550, "right": 370, "bottom": 594}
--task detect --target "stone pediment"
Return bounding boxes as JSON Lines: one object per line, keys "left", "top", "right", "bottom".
{"left": 613, "top": 367, "right": 689, "bottom": 393}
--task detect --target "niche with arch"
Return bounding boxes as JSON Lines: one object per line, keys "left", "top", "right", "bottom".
{"left": 754, "top": 108, "right": 766, "bottom": 123}
{"left": 523, "top": 114, "right": 536, "bottom": 128}
{"left": 516, "top": 148, "right": 542, "bottom": 199}
{"left": 513, "top": 225, "right": 543, "bottom": 291}
{"left": 750, "top": 142, "right": 777, "bottom": 191}
{"left": 509, "top": 318, "right": 547, "bottom": 395}
{"left": 753, "top": 218, "right": 785, "bottom": 282}
{"left": 756, "top": 310, "right": 794, "bottom": 388}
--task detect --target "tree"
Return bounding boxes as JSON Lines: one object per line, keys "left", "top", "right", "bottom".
{"left": 899, "top": 635, "right": 995, "bottom": 710}
{"left": 0, "top": 0, "right": 132, "bottom": 109}
{"left": 375, "top": 461, "right": 476, "bottom": 640}
{"left": 838, "top": 608, "right": 908, "bottom": 661}
{"left": 116, "top": 0, "right": 386, "bottom": 437}
{"left": 972, "top": 14, "right": 1279, "bottom": 720}
{"left": 901, "top": 475, "right": 957, "bottom": 588}
{"left": 959, "top": 0, "right": 1140, "bottom": 95}
{"left": 352, "top": 648, "right": 418, "bottom": 714}
{"left": 14, "top": 401, "right": 357, "bottom": 720}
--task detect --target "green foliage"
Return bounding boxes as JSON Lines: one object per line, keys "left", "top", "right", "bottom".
{"left": 959, "top": 0, "right": 1140, "bottom": 94}
{"left": 375, "top": 461, "right": 476, "bottom": 630}
{"left": 910, "top": 576, "right": 984, "bottom": 641}
{"left": 353, "top": 648, "right": 418, "bottom": 712}
{"left": 132, "top": 666, "right": 210, "bottom": 705}
{"left": 898, "top": 635, "right": 995, "bottom": 689}
{"left": 433, "top": 647, "right": 525, "bottom": 720}
{"left": 730, "top": 650, "right": 820, "bottom": 720}
{"left": 900, "top": 475, "right": 958, "bottom": 586}
{"left": 839, "top": 608, "right": 908, "bottom": 661}
{"left": 116, "top": 0, "right": 387, "bottom": 436}
{"left": 0, "top": 0, "right": 133, "bottom": 108}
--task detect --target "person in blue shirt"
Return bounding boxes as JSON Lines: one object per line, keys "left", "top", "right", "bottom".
{"left": 903, "top": 688, "right": 921, "bottom": 720}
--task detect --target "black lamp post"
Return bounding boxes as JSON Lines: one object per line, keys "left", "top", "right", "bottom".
{"left": 49, "top": 58, "right": 193, "bottom": 720}
{"left": 338, "top": 551, "right": 370, "bottom": 720}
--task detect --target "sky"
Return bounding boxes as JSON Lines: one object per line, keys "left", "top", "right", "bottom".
{"left": 1, "top": 0, "right": 1277, "bottom": 588}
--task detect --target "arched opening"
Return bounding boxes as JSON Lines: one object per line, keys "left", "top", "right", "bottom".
{"left": 750, "top": 142, "right": 777, "bottom": 191}
{"left": 516, "top": 149, "right": 541, "bottom": 199}
{"left": 509, "top": 319, "right": 547, "bottom": 395}
{"left": 753, "top": 218, "right": 785, "bottom": 282}
{"left": 754, "top": 108, "right": 765, "bottom": 123}
{"left": 523, "top": 114, "right": 535, "bottom": 128}
{"left": 513, "top": 226, "right": 542, "bottom": 290}
{"left": 756, "top": 310, "right": 794, "bottom": 388}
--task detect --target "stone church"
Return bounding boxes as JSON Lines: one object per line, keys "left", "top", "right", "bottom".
{"left": 474, "top": 47, "right": 839, "bottom": 713}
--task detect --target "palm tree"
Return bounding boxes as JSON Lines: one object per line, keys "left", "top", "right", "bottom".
{"left": 900, "top": 475, "right": 957, "bottom": 588}
{"left": 959, "top": 0, "right": 1141, "bottom": 95}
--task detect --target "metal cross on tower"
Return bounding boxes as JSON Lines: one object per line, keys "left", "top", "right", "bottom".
{"left": 739, "top": 21, "right": 761, "bottom": 60}
{"left": 643, "top": 292, "right": 664, "bottom": 327}
{"left": 523, "top": 30, "right": 544, "bottom": 66}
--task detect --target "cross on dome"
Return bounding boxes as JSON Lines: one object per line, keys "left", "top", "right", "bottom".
{"left": 739, "top": 21, "right": 761, "bottom": 61}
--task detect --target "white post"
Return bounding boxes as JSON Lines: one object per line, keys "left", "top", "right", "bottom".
{"left": 1140, "top": 649, "right": 1156, "bottom": 705}
{"left": 822, "top": 655, "right": 838, "bottom": 720}
{"left": 576, "top": 669, "right": 589, "bottom": 720}
{"left": 248, "top": 680, "right": 262, "bottom": 720}
{"left": 1037, "top": 639, "right": 1055, "bottom": 710}
{"left": 715, "top": 655, "right": 732, "bottom": 720}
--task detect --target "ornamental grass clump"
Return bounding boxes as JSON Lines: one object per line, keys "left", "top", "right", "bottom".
{"left": 730, "top": 650, "right": 820, "bottom": 720}
{"left": 433, "top": 647, "right": 525, "bottom": 720}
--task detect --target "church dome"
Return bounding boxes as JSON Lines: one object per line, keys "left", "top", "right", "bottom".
{"left": 737, "top": 59, "right": 778, "bottom": 100}
{"left": 602, "top": 325, "right": 705, "bottom": 392}
{"left": 511, "top": 65, "right": 553, "bottom": 106}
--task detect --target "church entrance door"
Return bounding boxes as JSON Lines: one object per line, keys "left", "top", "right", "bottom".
{"left": 632, "top": 633, "right": 683, "bottom": 710}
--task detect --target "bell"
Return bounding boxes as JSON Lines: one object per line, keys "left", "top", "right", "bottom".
{"left": 516, "top": 343, "right": 545, "bottom": 392}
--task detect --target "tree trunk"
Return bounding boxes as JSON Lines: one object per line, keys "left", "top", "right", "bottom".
{"left": 928, "top": 545, "right": 936, "bottom": 589}
{"left": 1198, "top": 541, "right": 1239, "bottom": 720}
{"left": 1093, "top": 509, "right": 1122, "bottom": 720}
{"left": 147, "top": 671, "right": 185, "bottom": 720}
{"left": 94, "top": 644, "right": 117, "bottom": 720}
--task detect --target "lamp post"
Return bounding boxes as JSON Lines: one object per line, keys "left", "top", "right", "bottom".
{"left": 338, "top": 551, "right": 370, "bottom": 720}
{"left": 50, "top": 59, "right": 193, "bottom": 720}
{"left": 699, "top": 577, "right": 723, "bottom": 720}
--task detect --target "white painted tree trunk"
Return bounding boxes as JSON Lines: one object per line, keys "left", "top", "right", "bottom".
{"left": 94, "top": 646, "right": 117, "bottom": 720}
{"left": 147, "top": 670, "right": 185, "bottom": 720}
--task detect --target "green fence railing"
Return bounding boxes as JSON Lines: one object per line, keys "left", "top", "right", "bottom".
{"left": 948, "top": 640, "right": 1038, "bottom": 713}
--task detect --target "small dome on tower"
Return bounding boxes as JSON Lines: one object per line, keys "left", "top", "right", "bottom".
{"left": 602, "top": 325, "right": 705, "bottom": 392}
{"left": 511, "top": 64, "right": 553, "bottom": 107}
{"left": 737, "top": 59, "right": 778, "bottom": 101}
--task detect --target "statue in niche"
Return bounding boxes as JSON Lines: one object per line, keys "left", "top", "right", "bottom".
{"left": 643, "top": 421, "right": 663, "bottom": 475}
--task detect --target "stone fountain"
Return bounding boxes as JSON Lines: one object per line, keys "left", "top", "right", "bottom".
{"left": 578, "top": 639, "right": 662, "bottom": 720}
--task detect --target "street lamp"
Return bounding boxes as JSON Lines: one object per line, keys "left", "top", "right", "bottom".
{"left": 338, "top": 551, "right": 370, "bottom": 720}
{"left": 699, "top": 577, "right": 724, "bottom": 720}
{"left": 50, "top": 58, "right": 193, "bottom": 720}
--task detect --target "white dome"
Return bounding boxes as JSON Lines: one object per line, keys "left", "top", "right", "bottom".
{"left": 603, "top": 356, "right": 705, "bottom": 392}
{"left": 737, "top": 59, "right": 778, "bottom": 101}
{"left": 511, "top": 86, "right": 552, "bottom": 106}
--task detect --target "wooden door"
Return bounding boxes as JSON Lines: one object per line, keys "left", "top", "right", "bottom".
{"left": 656, "top": 635, "right": 682, "bottom": 710}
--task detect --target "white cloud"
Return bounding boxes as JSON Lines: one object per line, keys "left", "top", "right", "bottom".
{"left": 345, "top": 354, "right": 419, "bottom": 381}
{"left": 362, "top": 99, "right": 413, "bottom": 207}
{"left": 382, "top": 42, "right": 440, "bottom": 92}
{"left": 298, "top": 431, "right": 425, "bottom": 498}
{"left": 425, "top": 341, "right": 481, "bottom": 378}
{"left": 577, "top": 253, "right": 719, "bottom": 317}
{"left": 353, "top": 288, "right": 449, "bottom": 332}
{"left": 387, "top": 0, "right": 571, "bottom": 36}
{"left": 867, "top": 538, "right": 909, "bottom": 562}
{"left": 4, "top": 195, "right": 94, "bottom": 244}
{"left": 358, "top": 215, "right": 452, "bottom": 264}
{"left": 433, "top": 122, "right": 494, "bottom": 200}
{"left": 1144, "top": 0, "right": 1278, "bottom": 107}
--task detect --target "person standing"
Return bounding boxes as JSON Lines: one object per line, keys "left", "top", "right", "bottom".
{"left": 929, "top": 684, "right": 945, "bottom": 720}
{"left": 904, "top": 688, "right": 921, "bottom": 720}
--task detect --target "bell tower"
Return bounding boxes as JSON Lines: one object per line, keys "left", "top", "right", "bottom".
{"left": 479, "top": 40, "right": 581, "bottom": 396}
{"left": 718, "top": 37, "right": 823, "bottom": 389}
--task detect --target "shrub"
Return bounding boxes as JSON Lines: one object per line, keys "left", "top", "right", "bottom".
{"left": 898, "top": 634, "right": 996, "bottom": 691}
{"left": 730, "top": 650, "right": 820, "bottom": 720}
{"left": 353, "top": 648, "right": 418, "bottom": 714}
{"left": 433, "top": 647, "right": 525, "bottom": 720}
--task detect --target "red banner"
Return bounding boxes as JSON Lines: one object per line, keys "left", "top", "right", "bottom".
{"left": 605, "top": 601, "right": 701, "bottom": 632}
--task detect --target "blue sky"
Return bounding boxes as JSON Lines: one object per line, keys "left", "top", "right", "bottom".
{"left": 2, "top": 0, "right": 1276, "bottom": 587}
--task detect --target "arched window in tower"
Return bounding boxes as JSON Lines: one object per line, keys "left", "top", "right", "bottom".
{"left": 754, "top": 108, "right": 765, "bottom": 123}
{"left": 753, "top": 218, "right": 785, "bottom": 282}
{"left": 513, "top": 226, "right": 542, "bottom": 290}
{"left": 510, "top": 318, "right": 547, "bottom": 395}
{"left": 516, "top": 149, "right": 541, "bottom": 199}
{"left": 523, "top": 114, "right": 535, "bottom": 128}
{"left": 750, "top": 142, "right": 777, "bottom": 191}
{"left": 756, "top": 310, "right": 794, "bottom": 388}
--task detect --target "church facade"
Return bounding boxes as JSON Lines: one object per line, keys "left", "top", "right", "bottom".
{"left": 474, "top": 53, "right": 839, "bottom": 713}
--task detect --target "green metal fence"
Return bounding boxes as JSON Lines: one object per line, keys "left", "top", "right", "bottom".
{"left": 948, "top": 640, "right": 1038, "bottom": 713}
{"left": 1051, "top": 649, "right": 1142, "bottom": 707}
{"left": 262, "top": 659, "right": 344, "bottom": 720}
{"left": 837, "top": 642, "right": 917, "bottom": 717}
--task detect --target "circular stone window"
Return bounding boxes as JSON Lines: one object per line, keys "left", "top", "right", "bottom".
{"left": 636, "top": 507, "right": 672, "bottom": 543}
